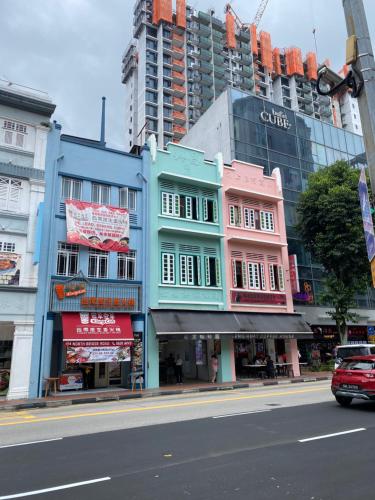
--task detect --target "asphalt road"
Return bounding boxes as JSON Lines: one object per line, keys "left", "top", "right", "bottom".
{"left": 1, "top": 381, "right": 374, "bottom": 499}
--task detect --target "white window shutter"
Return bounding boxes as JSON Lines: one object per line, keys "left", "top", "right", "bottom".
{"left": 187, "top": 256, "right": 194, "bottom": 285}
{"left": 250, "top": 209, "right": 255, "bottom": 229}
{"left": 213, "top": 200, "right": 218, "bottom": 222}
{"left": 260, "top": 210, "right": 266, "bottom": 230}
{"left": 203, "top": 198, "right": 208, "bottom": 221}
{"left": 196, "top": 256, "right": 201, "bottom": 286}
{"left": 260, "top": 263, "right": 266, "bottom": 290}
{"left": 161, "top": 192, "right": 168, "bottom": 214}
{"left": 269, "top": 264, "right": 276, "bottom": 290}
{"left": 180, "top": 255, "right": 187, "bottom": 285}
{"left": 229, "top": 205, "right": 235, "bottom": 225}
{"left": 278, "top": 266, "right": 285, "bottom": 291}
{"left": 169, "top": 254, "right": 175, "bottom": 283}
{"left": 0, "top": 177, "right": 9, "bottom": 210}
{"left": 237, "top": 206, "right": 242, "bottom": 226}
{"left": 9, "top": 180, "right": 21, "bottom": 211}
{"left": 204, "top": 256, "right": 210, "bottom": 285}
{"left": 232, "top": 260, "right": 237, "bottom": 287}
{"left": 185, "top": 196, "right": 192, "bottom": 219}
{"left": 174, "top": 194, "right": 180, "bottom": 216}
{"left": 242, "top": 261, "right": 247, "bottom": 288}
{"left": 215, "top": 258, "right": 221, "bottom": 286}
{"left": 244, "top": 208, "right": 250, "bottom": 228}
{"left": 269, "top": 212, "right": 274, "bottom": 231}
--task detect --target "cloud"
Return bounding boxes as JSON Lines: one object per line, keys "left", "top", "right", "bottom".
{"left": 0, "top": 0, "right": 374, "bottom": 148}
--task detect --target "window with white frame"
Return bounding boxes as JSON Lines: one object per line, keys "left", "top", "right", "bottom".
{"left": 0, "top": 176, "right": 22, "bottom": 212}
{"left": 162, "top": 252, "right": 175, "bottom": 284}
{"left": 88, "top": 249, "right": 108, "bottom": 278}
{"left": 203, "top": 198, "right": 218, "bottom": 223}
{"left": 2, "top": 120, "right": 27, "bottom": 148}
{"left": 61, "top": 177, "right": 82, "bottom": 200}
{"left": 243, "top": 207, "right": 256, "bottom": 229}
{"left": 92, "top": 183, "right": 110, "bottom": 205}
{"left": 161, "top": 192, "right": 179, "bottom": 216}
{"left": 117, "top": 250, "right": 136, "bottom": 280}
{"left": 180, "top": 255, "right": 201, "bottom": 286}
{"left": 179, "top": 195, "right": 199, "bottom": 220}
{"left": 119, "top": 187, "right": 137, "bottom": 211}
{"left": 260, "top": 211, "right": 275, "bottom": 232}
{"left": 0, "top": 241, "right": 15, "bottom": 253}
{"left": 269, "top": 264, "right": 285, "bottom": 291}
{"left": 204, "top": 256, "right": 221, "bottom": 287}
{"left": 56, "top": 242, "right": 79, "bottom": 276}
{"left": 232, "top": 260, "right": 247, "bottom": 288}
{"left": 229, "top": 205, "right": 242, "bottom": 226}
{"left": 248, "top": 263, "right": 260, "bottom": 289}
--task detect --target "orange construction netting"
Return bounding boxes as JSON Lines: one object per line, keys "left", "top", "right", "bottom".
{"left": 273, "top": 47, "right": 282, "bottom": 76}
{"left": 306, "top": 52, "right": 318, "bottom": 81}
{"left": 250, "top": 24, "right": 257, "bottom": 56}
{"left": 285, "top": 47, "right": 304, "bottom": 76}
{"left": 176, "top": 0, "right": 186, "bottom": 29}
{"left": 153, "top": 0, "right": 172, "bottom": 25}
{"left": 226, "top": 11, "right": 236, "bottom": 49}
{"left": 260, "top": 31, "right": 272, "bottom": 71}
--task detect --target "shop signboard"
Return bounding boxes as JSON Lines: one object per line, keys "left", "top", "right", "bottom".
{"left": 59, "top": 372, "right": 83, "bottom": 391}
{"left": 368, "top": 326, "right": 375, "bottom": 344}
{"left": 66, "top": 200, "right": 129, "bottom": 252}
{"left": 195, "top": 340, "right": 204, "bottom": 365}
{"left": 62, "top": 312, "right": 133, "bottom": 363}
{"left": 231, "top": 290, "right": 287, "bottom": 305}
{"left": 358, "top": 167, "right": 375, "bottom": 262}
{"left": 66, "top": 345, "right": 131, "bottom": 364}
{"left": 51, "top": 279, "right": 141, "bottom": 313}
{"left": 0, "top": 252, "right": 21, "bottom": 286}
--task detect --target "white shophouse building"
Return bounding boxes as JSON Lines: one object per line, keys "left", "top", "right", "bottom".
{"left": 0, "top": 79, "right": 55, "bottom": 399}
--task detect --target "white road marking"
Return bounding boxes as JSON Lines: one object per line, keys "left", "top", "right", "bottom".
{"left": 299, "top": 428, "right": 366, "bottom": 443}
{"left": 212, "top": 409, "right": 271, "bottom": 419}
{"left": 0, "top": 477, "right": 111, "bottom": 499}
{"left": 0, "top": 438, "right": 63, "bottom": 449}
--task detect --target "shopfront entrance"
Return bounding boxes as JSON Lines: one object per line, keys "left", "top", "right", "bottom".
{"left": 56, "top": 312, "right": 135, "bottom": 392}
{"left": 0, "top": 322, "right": 13, "bottom": 397}
{"left": 159, "top": 336, "right": 221, "bottom": 385}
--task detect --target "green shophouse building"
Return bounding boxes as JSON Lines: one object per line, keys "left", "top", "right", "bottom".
{"left": 147, "top": 141, "right": 234, "bottom": 388}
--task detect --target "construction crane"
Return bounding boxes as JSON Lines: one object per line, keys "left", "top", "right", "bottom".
{"left": 225, "top": 0, "right": 270, "bottom": 28}
{"left": 253, "top": 0, "right": 270, "bottom": 27}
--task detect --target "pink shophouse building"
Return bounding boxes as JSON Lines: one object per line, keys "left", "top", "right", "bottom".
{"left": 223, "top": 160, "right": 306, "bottom": 380}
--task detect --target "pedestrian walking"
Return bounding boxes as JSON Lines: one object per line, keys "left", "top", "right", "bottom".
{"left": 210, "top": 354, "right": 219, "bottom": 383}
{"left": 175, "top": 354, "right": 183, "bottom": 384}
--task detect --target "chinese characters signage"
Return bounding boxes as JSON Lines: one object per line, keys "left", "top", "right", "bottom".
{"left": 0, "top": 252, "right": 20, "bottom": 285}
{"left": 66, "top": 200, "right": 129, "bottom": 252}
{"left": 51, "top": 279, "right": 140, "bottom": 312}
{"left": 231, "top": 290, "right": 287, "bottom": 306}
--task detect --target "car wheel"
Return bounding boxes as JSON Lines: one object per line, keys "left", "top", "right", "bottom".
{"left": 335, "top": 396, "right": 352, "bottom": 407}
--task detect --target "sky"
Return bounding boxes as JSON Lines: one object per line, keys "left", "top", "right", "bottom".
{"left": 1, "top": 0, "right": 374, "bottom": 148}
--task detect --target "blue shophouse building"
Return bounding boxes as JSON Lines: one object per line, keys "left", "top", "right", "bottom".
{"left": 29, "top": 104, "right": 150, "bottom": 397}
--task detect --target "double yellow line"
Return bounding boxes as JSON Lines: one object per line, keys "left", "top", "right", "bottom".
{"left": 0, "top": 386, "right": 328, "bottom": 427}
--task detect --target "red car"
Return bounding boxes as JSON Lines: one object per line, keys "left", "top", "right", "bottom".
{"left": 331, "top": 355, "right": 375, "bottom": 406}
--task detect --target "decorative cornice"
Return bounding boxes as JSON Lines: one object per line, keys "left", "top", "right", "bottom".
{"left": 0, "top": 161, "right": 44, "bottom": 181}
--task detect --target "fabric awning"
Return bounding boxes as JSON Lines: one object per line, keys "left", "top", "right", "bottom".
{"left": 62, "top": 312, "right": 134, "bottom": 346}
{"left": 150, "top": 310, "right": 312, "bottom": 339}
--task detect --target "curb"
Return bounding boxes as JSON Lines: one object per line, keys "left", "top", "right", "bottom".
{"left": 0, "top": 376, "right": 331, "bottom": 412}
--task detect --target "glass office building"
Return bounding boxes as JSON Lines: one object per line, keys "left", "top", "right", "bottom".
{"left": 182, "top": 88, "right": 372, "bottom": 309}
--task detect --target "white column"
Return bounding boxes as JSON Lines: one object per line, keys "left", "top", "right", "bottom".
{"left": 7, "top": 321, "right": 34, "bottom": 400}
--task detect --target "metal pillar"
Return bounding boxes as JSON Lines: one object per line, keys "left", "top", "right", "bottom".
{"left": 343, "top": 0, "right": 375, "bottom": 192}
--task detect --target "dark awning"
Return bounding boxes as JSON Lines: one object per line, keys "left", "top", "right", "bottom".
{"left": 150, "top": 310, "right": 312, "bottom": 339}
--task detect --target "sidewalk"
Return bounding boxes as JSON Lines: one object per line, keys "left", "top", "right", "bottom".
{"left": 0, "top": 371, "right": 332, "bottom": 412}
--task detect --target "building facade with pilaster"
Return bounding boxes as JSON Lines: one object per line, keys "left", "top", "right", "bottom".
{"left": 0, "top": 79, "right": 55, "bottom": 399}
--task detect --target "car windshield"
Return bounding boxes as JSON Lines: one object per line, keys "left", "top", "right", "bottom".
{"left": 337, "top": 347, "right": 370, "bottom": 358}
{"left": 339, "top": 360, "right": 375, "bottom": 370}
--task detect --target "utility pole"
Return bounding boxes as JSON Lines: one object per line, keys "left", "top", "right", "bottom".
{"left": 342, "top": 0, "right": 375, "bottom": 192}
